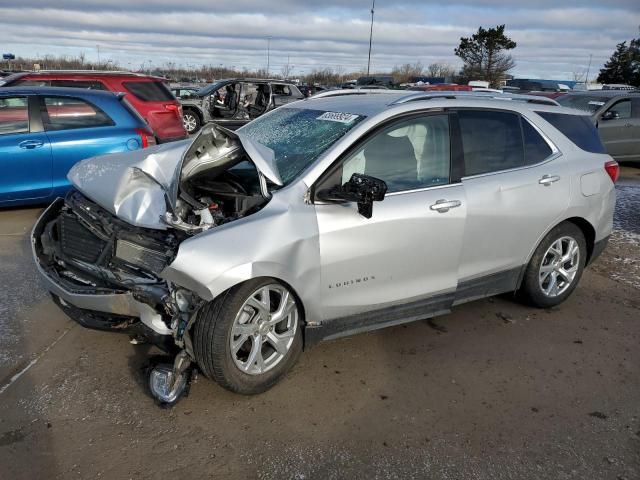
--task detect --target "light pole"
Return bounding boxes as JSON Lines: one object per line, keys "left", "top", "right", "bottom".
{"left": 267, "top": 36, "right": 272, "bottom": 76}
{"left": 585, "top": 53, "right": 593, "bottom": 86}
{"left": 367, "top": 0, "right": 375, "bottom": 76}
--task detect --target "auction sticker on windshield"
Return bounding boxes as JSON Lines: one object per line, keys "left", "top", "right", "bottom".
{"left": 317, "top": 112, "right": 360, "bottom": 123}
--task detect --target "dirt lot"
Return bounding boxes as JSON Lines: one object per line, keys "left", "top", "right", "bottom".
{"left": 0, "top": 166, "right": 639, "bottom": 480}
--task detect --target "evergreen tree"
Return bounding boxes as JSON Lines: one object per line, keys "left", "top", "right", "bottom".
{"left": 597, "top": 33, "right": 640, "bottom": 86}
{"left": 454, "top": 25, "right": 517, "bottom": 88}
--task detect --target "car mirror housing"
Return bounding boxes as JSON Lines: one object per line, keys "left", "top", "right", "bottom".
{"left": 316, "top": 173, "right": 387, "bottom": 219}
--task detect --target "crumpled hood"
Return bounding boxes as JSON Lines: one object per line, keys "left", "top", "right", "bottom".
{"left": 67, "top": 124, "right": 282, "bottom": 230}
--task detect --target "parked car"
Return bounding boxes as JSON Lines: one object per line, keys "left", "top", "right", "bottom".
{"left": 179, "top": 78, "right": 304, "bottom": 134}
{"left": 170, "top": 85, "right": 200, "bottom": 100}
{"left": 1, "top": 71, "right": 187, "bottom": 143}
{"left": 558, "top": 91, "right": 640, "bottom": 163}
{"left": 0, "top": 86, "right": 156, "bottom": 206}
{"left": 32, "top": 91, "right": 616, "bottom": 403}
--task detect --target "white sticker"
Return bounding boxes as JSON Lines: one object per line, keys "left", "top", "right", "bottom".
{"left": 588, "top": 101, "right": 605, "bottom": 106}
{"left": 316, "top": 111, "right": 360, "bottom": 123}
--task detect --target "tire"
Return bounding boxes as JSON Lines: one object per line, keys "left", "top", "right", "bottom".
{"left": 193, "top": 278, "right": 303, "bottom": 395}
{"left": 182, "top": 110, "right": 201, "bottom": 134}
{"left": 518, "top": 222, "right": 587, "bottom": 308}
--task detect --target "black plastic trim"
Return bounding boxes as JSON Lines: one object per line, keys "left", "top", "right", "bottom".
{"left": 588, "top": 235, "right": 610, "bottom": 265}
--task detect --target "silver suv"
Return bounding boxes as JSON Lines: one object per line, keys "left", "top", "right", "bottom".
{"left": 32, "top": 91, "right": 617, "bottom": 402}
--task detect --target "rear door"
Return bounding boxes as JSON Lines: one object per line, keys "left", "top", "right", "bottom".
{"left": 314, "top": 113, "right": 466, "bottom": 324}
{"left": 39, "top": 95, "right": 132, "bottom": 195}
{"left": 597, "top": 98, "right": 637, "bottom": 160}
{"left": 0, "top": 95, "right": 53, "bottom": 201}
{"left": 455, "top": 109, "right": 570, "bottom": 298}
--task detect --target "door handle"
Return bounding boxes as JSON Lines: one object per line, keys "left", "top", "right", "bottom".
{"left": 430, "top": 199, "right": 462, "bottom": 213}
{"left": 19, "top": 140, "right": 44, "bottom": 149}
{"left": 539, "top": 174, "right": 560, "bottom": 186}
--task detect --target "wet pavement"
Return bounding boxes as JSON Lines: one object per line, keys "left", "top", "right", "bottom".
{"left": 0, "top": 165, "right": 639, "bottom": 479}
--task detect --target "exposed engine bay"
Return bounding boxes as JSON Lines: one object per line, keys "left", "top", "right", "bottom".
{"left": 172, "top": 164, "right": 269, "bottom": 233}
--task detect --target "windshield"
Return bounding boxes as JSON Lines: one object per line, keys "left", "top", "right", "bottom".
{"left": 558, "top": 95, "right": 609, "bottom": 113}
{"left": 240, "top": 107, "right": 365, "bottom": 185}
{"left": 195, "top": 80, "right": 228, "bottom": 97}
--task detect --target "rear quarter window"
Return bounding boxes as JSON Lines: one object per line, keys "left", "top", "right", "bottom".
{"left": 42, "top": 96, "right": 115, "bottom": 131}
{"left": 536, "top": 111, "right": 606, "bottom": 154}
{"left": 123, "top": 81, "right": 175, "bottom": 102}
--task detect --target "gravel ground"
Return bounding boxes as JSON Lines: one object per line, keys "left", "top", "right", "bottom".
{"left": 0, "top": 166, "right": 638, "bottom": 480}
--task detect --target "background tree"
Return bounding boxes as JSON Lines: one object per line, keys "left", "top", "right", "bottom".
{"left": 426, "top": 62, "right": 457, "bottom": 79}
{"left": 597, "top": 35, "right": 640, "bottom": 86}
{"left": 391, "top": 62, "right": 424, "bottom": 83}
{"left": 454, "top": 24, "right": 516, "bottom": 87}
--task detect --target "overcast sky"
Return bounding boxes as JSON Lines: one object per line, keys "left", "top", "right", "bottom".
{"left": 0, "top": 1, "right": 638, "bottom": 80}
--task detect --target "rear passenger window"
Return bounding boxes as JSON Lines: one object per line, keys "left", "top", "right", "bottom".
{"left": 458, "top": 110, "right": 524, "bottom": 176}
{"left": 42, "top": 97, "right": 114, "bottom": 131}
{"left": 522, "top": 120, "right": 553, "bottom": 164}
{"left": 536, "top": 111, "right": 606, "bottom": 154}
{"left": 0, "top": 96, "right": 29, "bottom": 135}
{"left": 123, "top": 81, "right": 174, "bottom": 101}
{"left": 50, "top": 80, "right": 106, "bottom": 90}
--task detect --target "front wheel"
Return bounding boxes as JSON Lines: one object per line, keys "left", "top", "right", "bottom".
{"left": 518, "top": 222, "right": 587, "bottom": 308}
{"left": 193, "top": 279, "right": 303, "bottom": 394}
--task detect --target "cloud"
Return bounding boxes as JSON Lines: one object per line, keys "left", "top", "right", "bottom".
{"left": 0, "top": 1, "right": 638, "bottom": 78}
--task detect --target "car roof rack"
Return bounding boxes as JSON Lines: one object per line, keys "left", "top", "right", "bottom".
{"left": 307, "top": 89, "right": 559, "bottom": 106}
{"left": 308, "top": 88, "right": 397, "bottom": 99}
{"left": 389, "top": 91, "right": 559, "bottom": 106}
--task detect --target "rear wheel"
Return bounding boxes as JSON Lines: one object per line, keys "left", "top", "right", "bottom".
{"left": 193, "top": 278, "right": 303, "bottom": 394}
{"left": 519, "top": 222, "right": 586, "bottom": 308}
{"left": 182, "top": 110, "right": 201, "bottom": 134}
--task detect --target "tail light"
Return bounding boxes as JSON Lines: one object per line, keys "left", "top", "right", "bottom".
{"left": 604, "top": 160, "right": 619, "bottom": 183}
{"left": 164, "top": 103, "right": 183, "bottom": 118}
{"left": 135, "top": 128, "right": 157, "bottom": 148}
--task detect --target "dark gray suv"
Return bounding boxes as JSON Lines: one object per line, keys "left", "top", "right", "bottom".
{"left": 179, "top": 78, "right": 304, "bottom": 133}
{"left": 558, "top": 91, "right": 640, "bottom": 163}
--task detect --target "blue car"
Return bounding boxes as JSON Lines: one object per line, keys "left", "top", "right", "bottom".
{"left": 0, "top": 87, "right": 156, "bottom": 207}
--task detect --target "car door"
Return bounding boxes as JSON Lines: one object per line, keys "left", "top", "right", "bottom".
{"left": 38, "top": 95, "right": 127, "bottom": 196}
{"left": 597, "top": 98, "right": 635, "bottom": 160}
{"left": 0, "top": 95, "right": 53, "bottom": 202}
{"left": 314, "top": 113, "right": 466, "bottom": 325}
{"left": 455, "top": 109, "right": 571, "bottom": 296}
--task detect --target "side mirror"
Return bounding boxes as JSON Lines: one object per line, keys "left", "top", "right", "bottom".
{"left": 601, "top": 110, "right": 619, "bottom": 121}
{"left": 316, "top": 173, "right": 387, "bottom": 219}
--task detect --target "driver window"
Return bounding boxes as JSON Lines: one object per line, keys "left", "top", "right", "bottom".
{"left": 607, "top": 99, "right": 631, "bottom": 119}
{"left": 341, "top": 114, "right": 451, "bottom": 193}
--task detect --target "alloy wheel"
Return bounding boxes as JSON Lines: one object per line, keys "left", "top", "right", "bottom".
{"left": 538, "top": 236, "right": 580, "bottom": 297}
{"left": 183, "top": 113, "right": 197, "bottom": 133}
{"left": 230, "top": 284, "right": 298, "bottom": 375}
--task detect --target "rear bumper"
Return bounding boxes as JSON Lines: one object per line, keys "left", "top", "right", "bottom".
{"left": 31, "top": 199, "right": 172, "bottom": 337}
{"left": 156, "top": 134, "right": 188, "bottom": 144}
{"left": 589, "top": 235, "right": 610, "bottom": 265}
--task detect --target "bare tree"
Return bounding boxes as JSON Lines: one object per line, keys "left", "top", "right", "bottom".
{"left": 391, "top": 62, "right": 424, "bottom": 83}
{"left": 426, "top": 62, "right": 456, "bottom": 79}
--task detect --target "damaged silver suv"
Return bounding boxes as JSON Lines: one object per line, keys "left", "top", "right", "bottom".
{"left": 33, "top": 91, "right": 617, "bottom": 403}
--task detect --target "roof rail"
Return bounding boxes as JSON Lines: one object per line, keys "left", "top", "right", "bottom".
{"left": 390, "top": 91, "right": 559, "bottom": 106}
{"left": 308, "top": 88, "right": 397, "bottom": 100}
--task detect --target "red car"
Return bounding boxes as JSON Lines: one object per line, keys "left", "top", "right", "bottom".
{"left": 0, "top": 71, "right": 187, "bottom": 143}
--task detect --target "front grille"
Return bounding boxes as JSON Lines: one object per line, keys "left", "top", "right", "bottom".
{"left": 59, "top": 213, "right": 107, "bottom": 263}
